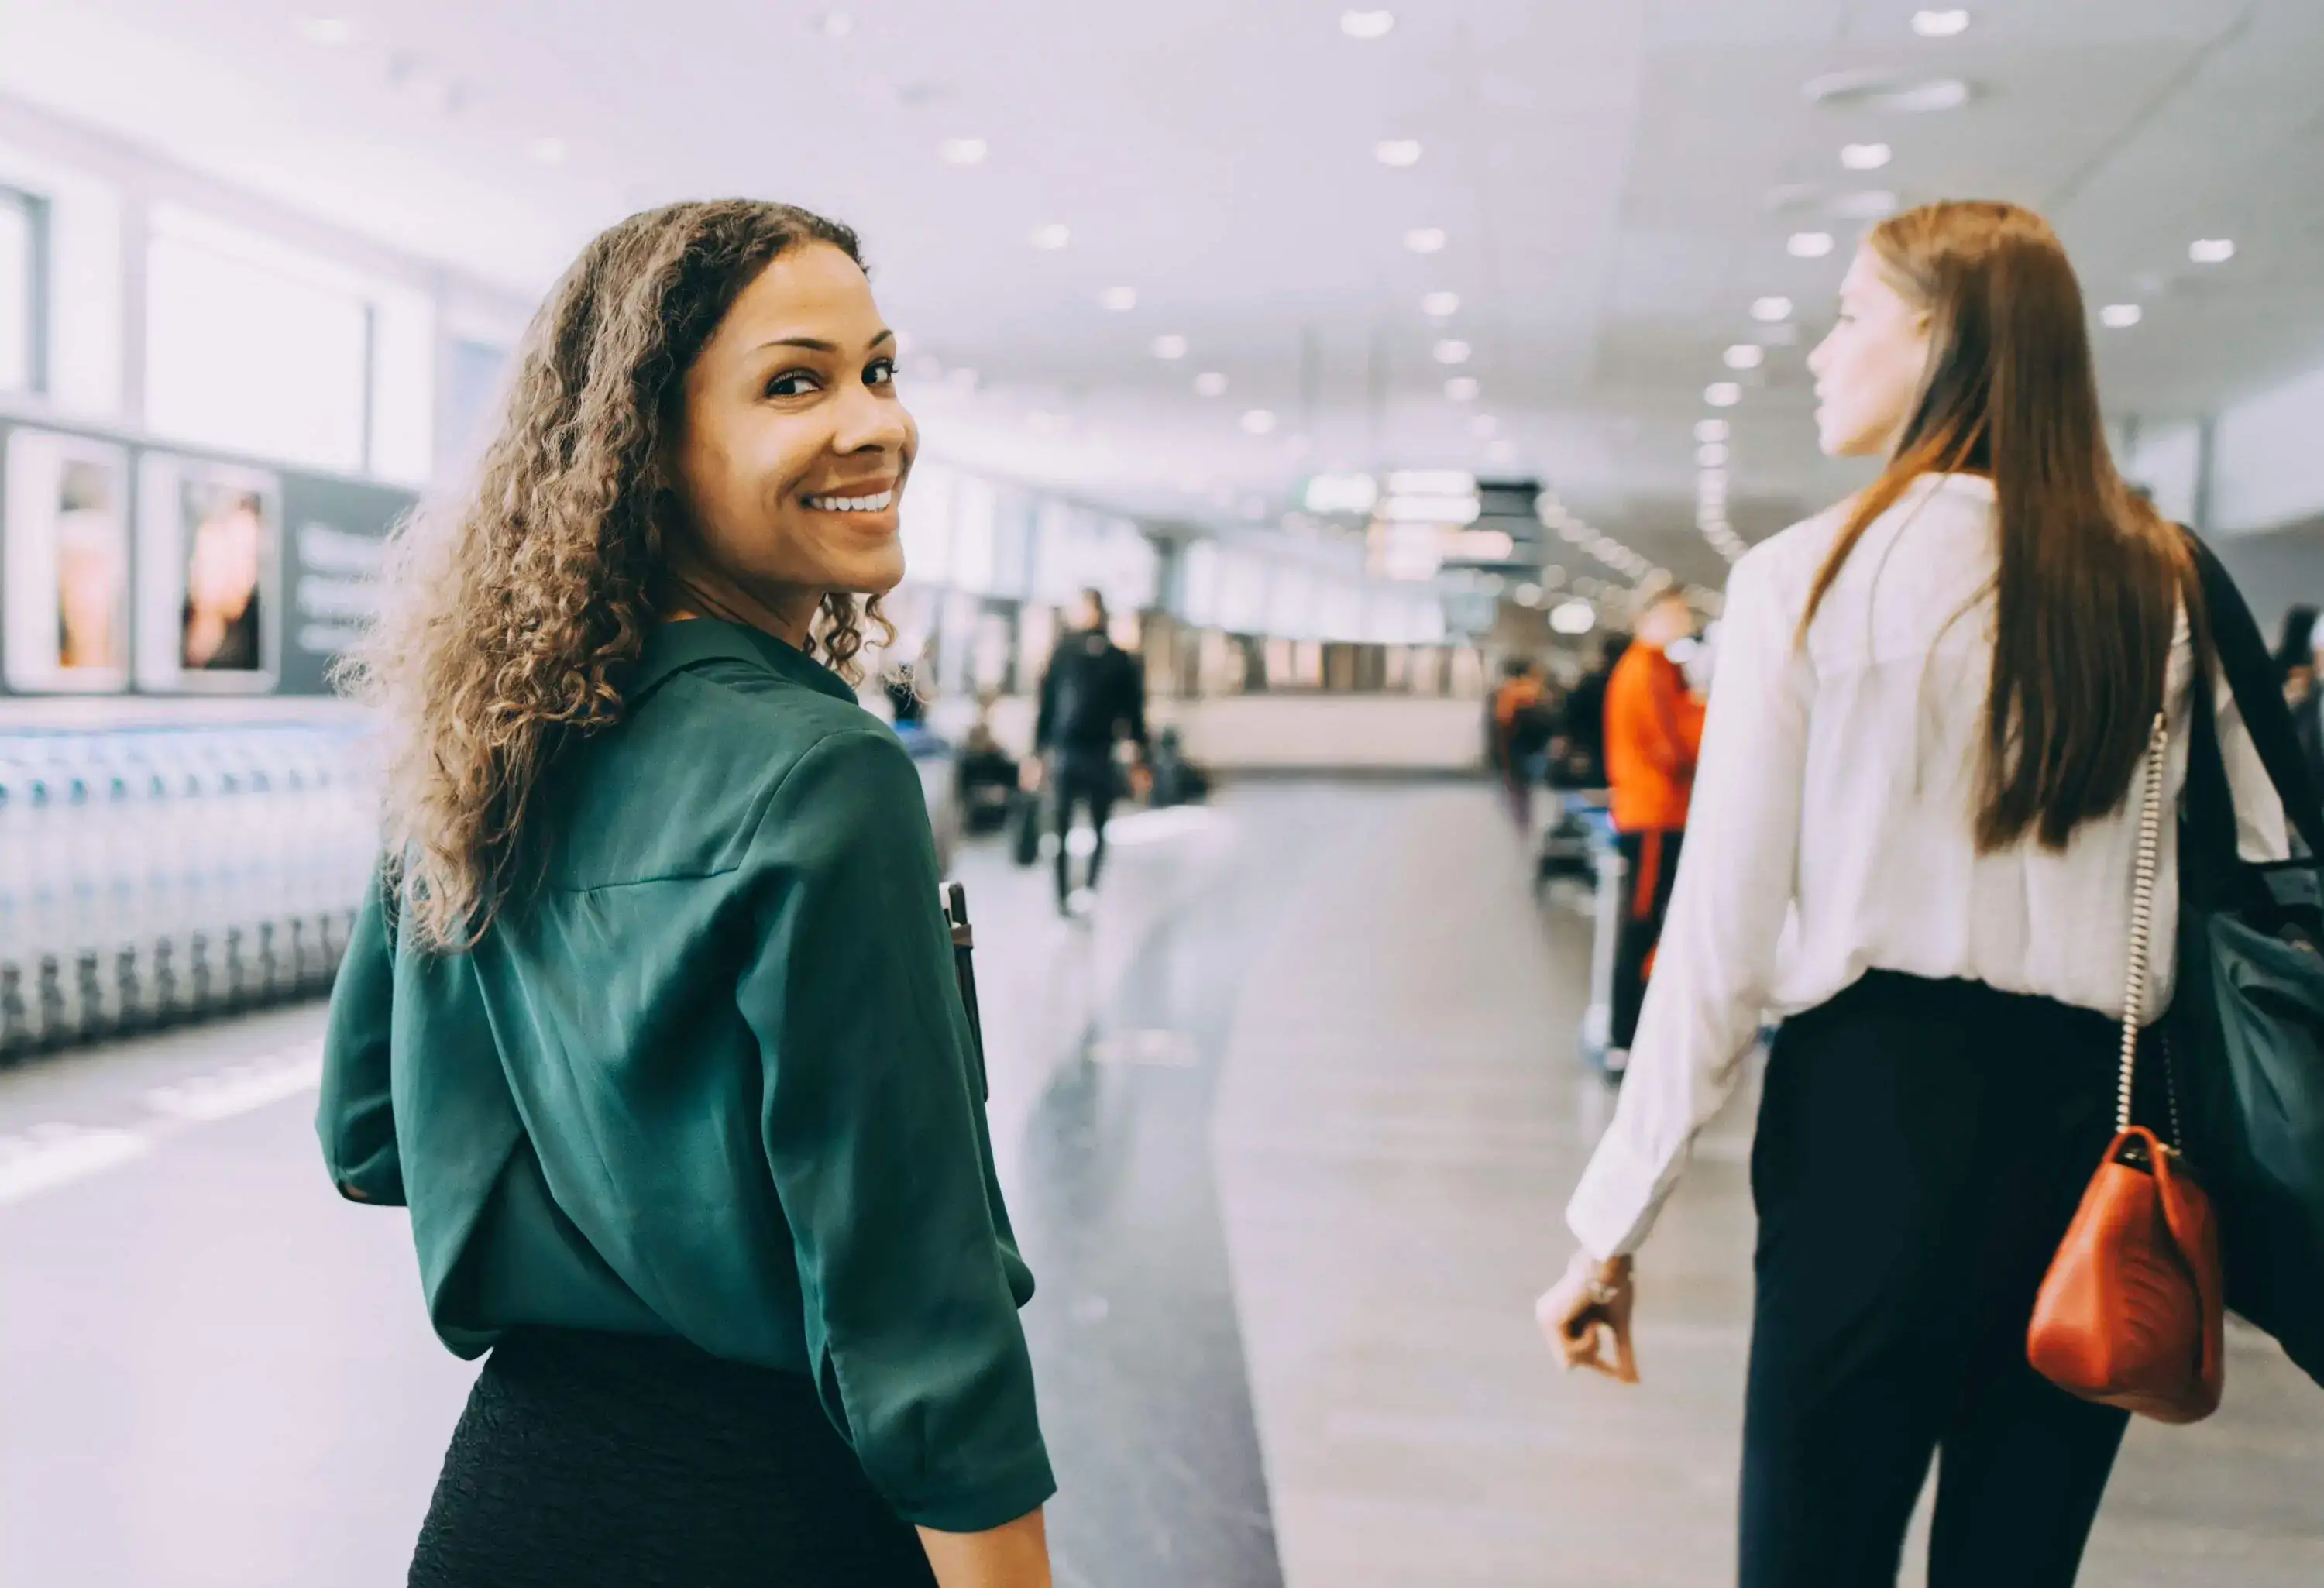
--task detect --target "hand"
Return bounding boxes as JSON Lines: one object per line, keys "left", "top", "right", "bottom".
{"left": 1019, "top": 759, "right": 1046, "bottom": 793}
{"left": 1129, "top": 762, "right": 1153, "bottom": 800}
{"left": 1535, "top": 1251, "right": 1638, "bottom": 1383}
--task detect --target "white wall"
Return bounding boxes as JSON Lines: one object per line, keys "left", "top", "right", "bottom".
{"left": 2212, "top": 363, "right": 2324, "bottom": 537}
{"left": 0, "top": 90, "right": 527, "bottom": 483}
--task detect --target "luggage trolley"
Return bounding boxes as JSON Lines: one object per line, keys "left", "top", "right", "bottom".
{"left": 1573, "top": 799, "right": 1628, "bottom": 1078}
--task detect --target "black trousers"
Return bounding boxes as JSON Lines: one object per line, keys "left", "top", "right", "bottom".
{"left": 1051, "top": 750, "right": 1117, "bottom": 905}
{"left": 1611, "top": 827, "right": 1684, "bottom": 1050}
{"left": 1741, "top": 972, "right": 2130, "bottom": 1588}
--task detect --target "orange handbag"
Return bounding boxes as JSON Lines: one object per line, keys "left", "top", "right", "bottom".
{"left": 2027, "top": 715, "right": 2226, "bottom": 1424}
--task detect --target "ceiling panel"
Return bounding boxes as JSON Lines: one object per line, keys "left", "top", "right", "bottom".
{"left": 0, "top": 0, "right": 2319, "bottom": 583}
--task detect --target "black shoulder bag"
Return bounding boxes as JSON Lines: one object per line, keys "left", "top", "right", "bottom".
{"left": 2171, "top": 535, "right": 2324, "bottom": 1389}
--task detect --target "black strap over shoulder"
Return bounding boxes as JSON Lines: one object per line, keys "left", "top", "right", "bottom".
{"left": 2184, "top": 531, "right": 2324, "bottom": 863}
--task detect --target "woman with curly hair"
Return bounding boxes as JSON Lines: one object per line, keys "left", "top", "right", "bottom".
{"left": 316, "top": 201, "right": 1054, "bottom": 1588}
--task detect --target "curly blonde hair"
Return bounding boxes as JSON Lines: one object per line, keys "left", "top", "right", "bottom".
{"left": 339, "top": 200, "right": 886, "bottom": 950}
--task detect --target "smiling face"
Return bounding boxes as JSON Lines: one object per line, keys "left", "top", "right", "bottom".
{"left": 1807, "top": 244, "right": 1934, "bottom": 458}
{"left": 662, "top": 241, "right": 916, "bottom": 641}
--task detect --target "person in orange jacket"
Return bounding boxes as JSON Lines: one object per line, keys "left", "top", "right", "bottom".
{"left": 1602, "top": 590, "right": 1707, "bottom": 1068}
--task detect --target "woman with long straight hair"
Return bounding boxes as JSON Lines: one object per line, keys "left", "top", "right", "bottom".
{"left": 316, "top": 201, "right": 1054, "bottom": 1587}
{"left": 1536, "top": 199, "right": 2288, "bottom": 1584}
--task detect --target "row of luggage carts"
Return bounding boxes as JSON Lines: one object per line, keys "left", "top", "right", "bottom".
{"left": 1535, "top": 789, "right": 1628, "bottom": 1076}
{"left": 0, "top": 723, "right": 376, "bottom": 1061}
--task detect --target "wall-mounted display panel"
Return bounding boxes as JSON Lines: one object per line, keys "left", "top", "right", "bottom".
{"left": 2, "top": 428, "right": 129, "bottom": 693}
{"left": 134, "top": 453, "right": 282, "bottom": 693}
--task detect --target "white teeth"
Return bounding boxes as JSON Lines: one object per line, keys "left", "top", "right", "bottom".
{"left": 806, "top": 490, "right": 894, "bottom": 513}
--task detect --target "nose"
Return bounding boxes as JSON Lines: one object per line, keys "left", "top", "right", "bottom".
{"left": 831, "top": 376, "right": 913, "bottom": 457}
{"left": 1806, "top": 329, "right": 1834, "bottom": 380}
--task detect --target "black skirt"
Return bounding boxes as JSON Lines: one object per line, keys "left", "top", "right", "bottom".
{"left": 408, "top": 1328, "right": 939, "bottom": 1588}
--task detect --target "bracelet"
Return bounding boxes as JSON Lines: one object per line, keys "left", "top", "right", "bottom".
{"left": 1573, "top": 1254, "right": 1631, "bottom": 1306}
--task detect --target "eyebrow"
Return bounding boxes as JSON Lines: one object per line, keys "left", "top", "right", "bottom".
{"left": 751, "top": 330, "right": 898, "bottom": 355}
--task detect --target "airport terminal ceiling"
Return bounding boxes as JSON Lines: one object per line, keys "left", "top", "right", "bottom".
{"left": 5, "top": 0, "right": 2324, "bottom": 591}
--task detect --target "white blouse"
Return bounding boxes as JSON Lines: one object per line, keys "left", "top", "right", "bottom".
{"left": 1566, "top": 473, "right": 2290, "bottom": 1260}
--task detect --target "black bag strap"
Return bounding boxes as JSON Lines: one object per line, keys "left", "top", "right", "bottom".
{"left": 2184, "top": 532, "right": 2324, "bottom": 861}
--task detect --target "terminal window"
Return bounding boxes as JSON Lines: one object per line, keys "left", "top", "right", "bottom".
{"left": 0, "top": 185, "right": 44, "bottom": 395}
{"left": 144, "top": 214, "right": 370, "bottom": 475}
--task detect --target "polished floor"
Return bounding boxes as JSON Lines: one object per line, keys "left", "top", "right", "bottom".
{"left": 2, "top": 783, "right": 2319, "bottom": 1586}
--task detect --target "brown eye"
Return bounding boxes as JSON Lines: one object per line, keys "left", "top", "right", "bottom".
{"left": 767, "top": 370, "right": 821, "bottom": 398}
{"left": 865, "top": 359, "right": 897, "bottom": 387}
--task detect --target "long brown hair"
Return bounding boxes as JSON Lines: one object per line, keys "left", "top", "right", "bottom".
{"left": 1801, "top": 200, "right": 2197, "bottom": 852}
{"left": 338, "top": 201, "right": 887, "bottom": 951}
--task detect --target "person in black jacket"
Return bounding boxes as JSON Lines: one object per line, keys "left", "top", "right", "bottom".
{"left": 1028, "top": 589, "right": 1148, "bottom": 916}
{"left": 2274, "top": 605, "right": 2324, "bottom": 796}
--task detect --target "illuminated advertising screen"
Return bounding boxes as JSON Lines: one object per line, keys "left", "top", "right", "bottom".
{"left": 135, "top": 452, "right": 282, "bottom": 691}
{"left": 2, "top": 428, "right": 133, "bottom": 693}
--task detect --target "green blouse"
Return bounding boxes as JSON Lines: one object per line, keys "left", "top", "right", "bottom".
{"left": 316, "top": 618, "right": 1054, "bottom": 1535}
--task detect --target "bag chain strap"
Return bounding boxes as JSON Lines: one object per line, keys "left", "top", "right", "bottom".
{"left": 2118, "top": 712, "right": 2171, "bottom": 1136}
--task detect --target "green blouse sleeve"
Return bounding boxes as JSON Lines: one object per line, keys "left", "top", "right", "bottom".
{"left": 737, "top": 728, "right": 1055, "bottom": 1535}
{"left": 317, "top": 868, "right": 407, "bottom": 1207}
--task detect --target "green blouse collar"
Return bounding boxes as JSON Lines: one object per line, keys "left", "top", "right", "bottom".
{"left": 631, "top": 617, "right": 858, "bottom": 706}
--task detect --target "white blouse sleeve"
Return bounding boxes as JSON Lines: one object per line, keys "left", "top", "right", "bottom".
{"left": 1566, "top": 547, "right": 1814, "bottom": 1260}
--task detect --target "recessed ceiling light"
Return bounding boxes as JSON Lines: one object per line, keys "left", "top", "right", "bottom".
{"left": 1750, "top": 296, "right": 1794, "bottom": 323}
{"left": 1911, "top": 9, "right": 1972, "bottom": 37}
{"left": 1030, "top": 223, "right": 1071, "bottom": 250}
{"left": 1551, "top": 599, "right": 1597, "bottom": 635}
{"left": 1099, "top": 286, "right": 1138, "bottom": 311}
{"left": 1376, "top": 140, "right": 1423, "bottom": 167}
{"left": 1697, "top": 442, "right": 1728, "bottom": 467}
{"left": 1434, "top": 339, "right": 1472, "bottom": 365}
{"left": 1841, "top": 142, "right": 1893, "bottom": 170}
{"left": 1341, "top": 10, "right": 1396, "bottom": 40}
{"left": 2100, "top": 303, "right": 2144, "bottom": 328}
{"left": 1194, "top": 371, "right": 1229, "bottom": 397}
{"left": 1695, "top": 418, "right": 1731, "bottom": 443}
{"left": 1422, "top": 290, "right": 1461, "bottom": 317}
{"left": 2189, "top": 238, "right": 2236, "bottom": 264}
{"left": 1788, "top": 232, "right": 1836, "bottom": 259}
{"left": 1514, "top": 583, "right": 1544, "bottom": 607}
{"left": 1445, "top": 376, "right": 1480, "bottom": 402}
{"left": 939, "top": 137, "right": 988, "bottom": 166}
{"left": 1152, "top": 334, "right": 1189, "bottom": 360}
{"left": 1405, "top": 227, "right": 1448, "bottom": 254}
{"left": 816, "top": 11, "right": 855, "bottom": 35}
{"left": 1705, "top": 381, "right": 1743, "bottom": 407}
{"left": 295, "top": 17, "right": 356, "bottom": 46}
{"left": 1241, "top": 409, "right": 1278, "bottom": 435}
{"left": 1724, "top": 344, "right": 1765, "bottom": 370}
{"left": 529, "top": 136, "right": 568, "bottom": 165}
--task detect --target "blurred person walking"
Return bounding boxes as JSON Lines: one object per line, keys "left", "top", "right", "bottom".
{"left": 318, "top": 201, "right": 1054, "bottom": 1588}
{"left": 2274, "top": 604, "right": 2324, "bottom": 793}
{"left": 1556, "top": 634, "right": 1628, "bottom": 790}
{"left": 1538, "top": 200, "right": 2292, "bottom": 1586}
{"left": 1026, "top": 587, "right": 1148, "bottom": 918}
{"left": 1601, "top": 592, "right": 1706, "bottom": 1071}
{"left": 1491, "top": 656, "right": 1556, "bottom": 829}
